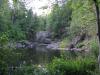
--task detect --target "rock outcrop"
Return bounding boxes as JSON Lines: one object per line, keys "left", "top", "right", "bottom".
{"left": 36, "top": 31, "right": 52, "bottom": 44}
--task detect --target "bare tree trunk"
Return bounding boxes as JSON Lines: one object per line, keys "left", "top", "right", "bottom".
{"left": 93, "top": 0, "right": 100, "bottom": 70}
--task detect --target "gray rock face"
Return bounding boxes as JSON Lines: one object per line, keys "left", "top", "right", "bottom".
{"left": 36, "top": 31, "right": 52, "bottom": 44}
{"left": 15, "top": 41, "right": 37, "bottom": 49}
{"left": 16, "top": 43, "right": 25, "bottom": 48}
{"left": 46, "top": 42, "right": 60, "bottom": 49}
{"left": 43, "top": 38, "right": 52, "bottom": 44}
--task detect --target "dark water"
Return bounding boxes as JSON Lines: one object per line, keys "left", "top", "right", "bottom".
{"left": 7, "top": 45, "right": 61, "bottom": 75}
{"left": 15, "top": 44, "right": 61, "bottom": 65}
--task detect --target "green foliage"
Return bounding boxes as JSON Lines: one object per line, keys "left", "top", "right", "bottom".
{"left": 0, "top": 32, "right": 8, "bottom": 46}
{"left": 47, "top": 57, "right": 96, "bottom": 75}
{"left": 0, "top": 0, "right": 11, "bottom": 33}
{"left": 25, "top": 10, "right": 40, "bottom": 40}
{"left": 76, "top": 42, "right": 84, "bottom": 48}
{"left": 0, "top": 60, "right": 8, "bottom": 75}
{"left": 70, "top": 0, "right": 96, "bottom": 38}
{"left": 0, "top": 48, "right": 22, "bottom": 75}
{"left": 48, "top": 1, "right": 72, "bottom": 38}
{"left": 0, "top": 0, "right": 42, "bottom": 41}
{"left": 0, "top": 33, "right": 22, "bottom": 75}
{"left": 89, "top": 38, "right": 99, "bottom": 57}
{"left": 8, "top": 26, "right": 26, "bottom": 41}
{"left": 0, "top": 0, "right": 99, "bottom": 75}
{"left": 13, "top": 64, "right": 48, "bottom": 75}
{"left": 60, "top": 38, "right": 70, "bottom": 48}
{"left": 38, "top": 16, "right": 47, "bottom": 31}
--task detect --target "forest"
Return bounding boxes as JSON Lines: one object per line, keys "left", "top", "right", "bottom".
{"left": 0, "top": 0, "right": 100, "bottom": 75}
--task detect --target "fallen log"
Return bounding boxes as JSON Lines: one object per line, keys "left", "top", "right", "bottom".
{"left": 50, "top": 48, "right": 89, "bottom": 52}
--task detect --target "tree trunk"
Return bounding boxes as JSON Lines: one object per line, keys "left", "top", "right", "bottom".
{"left": 93, "top": 0, "right": 100, "bottom": 69}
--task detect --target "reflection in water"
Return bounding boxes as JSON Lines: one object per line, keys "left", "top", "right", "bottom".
{"left": 16, "top": 44, "right": 60, "bottom": 65}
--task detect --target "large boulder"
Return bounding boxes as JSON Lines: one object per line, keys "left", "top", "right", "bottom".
{"left": 36, "top": 31, "right": 52, "bottom": 44}
{"left": 46, "top": 42, "right": 60, "bottom": 49}
{"left": 43, "top": 38, "right": 52, "bottom": 44}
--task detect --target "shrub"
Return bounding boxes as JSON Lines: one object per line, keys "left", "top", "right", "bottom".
{"left": 13, "top": 64, "right": 48, "bottom": 75}
{"left": 47, "top": 57, "right": 96, "bottom": 75}
{"left": 0, "top": 61, "right": 8, "bottom": 75}
{"left": 0, "top": 32, "right": 8, "bottom": 46}
{"left": 60, "top": 38, "right": 70, "bottom": 48}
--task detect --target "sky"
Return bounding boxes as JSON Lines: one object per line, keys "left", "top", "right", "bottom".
{"left": 24, "top": 0, "right": 55, "bottom": 16}
{"left": 9, "top": 0, "right": 55, "bottom": 16}
{"left": 8, "top": 0, "right": 66, "bottom": 16}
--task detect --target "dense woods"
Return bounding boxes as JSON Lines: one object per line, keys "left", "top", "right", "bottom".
{"left": 0, "top": 0, "right": 100, "bottom": 75}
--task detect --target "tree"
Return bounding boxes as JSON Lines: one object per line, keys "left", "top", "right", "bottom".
{"left": 93, "top": 0, "right": 100, "bottom": 40}
{"left": 70, "top": 0, "right": 97, "bottom": 39}
{"left": 25, "top": 9, "right": 39, "bottom": 41}
{"left": 93, "top": 0, "right": 100, "bottom": 69}
{"left": 48, "top": 0, "right": 72, "bottom": 38}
